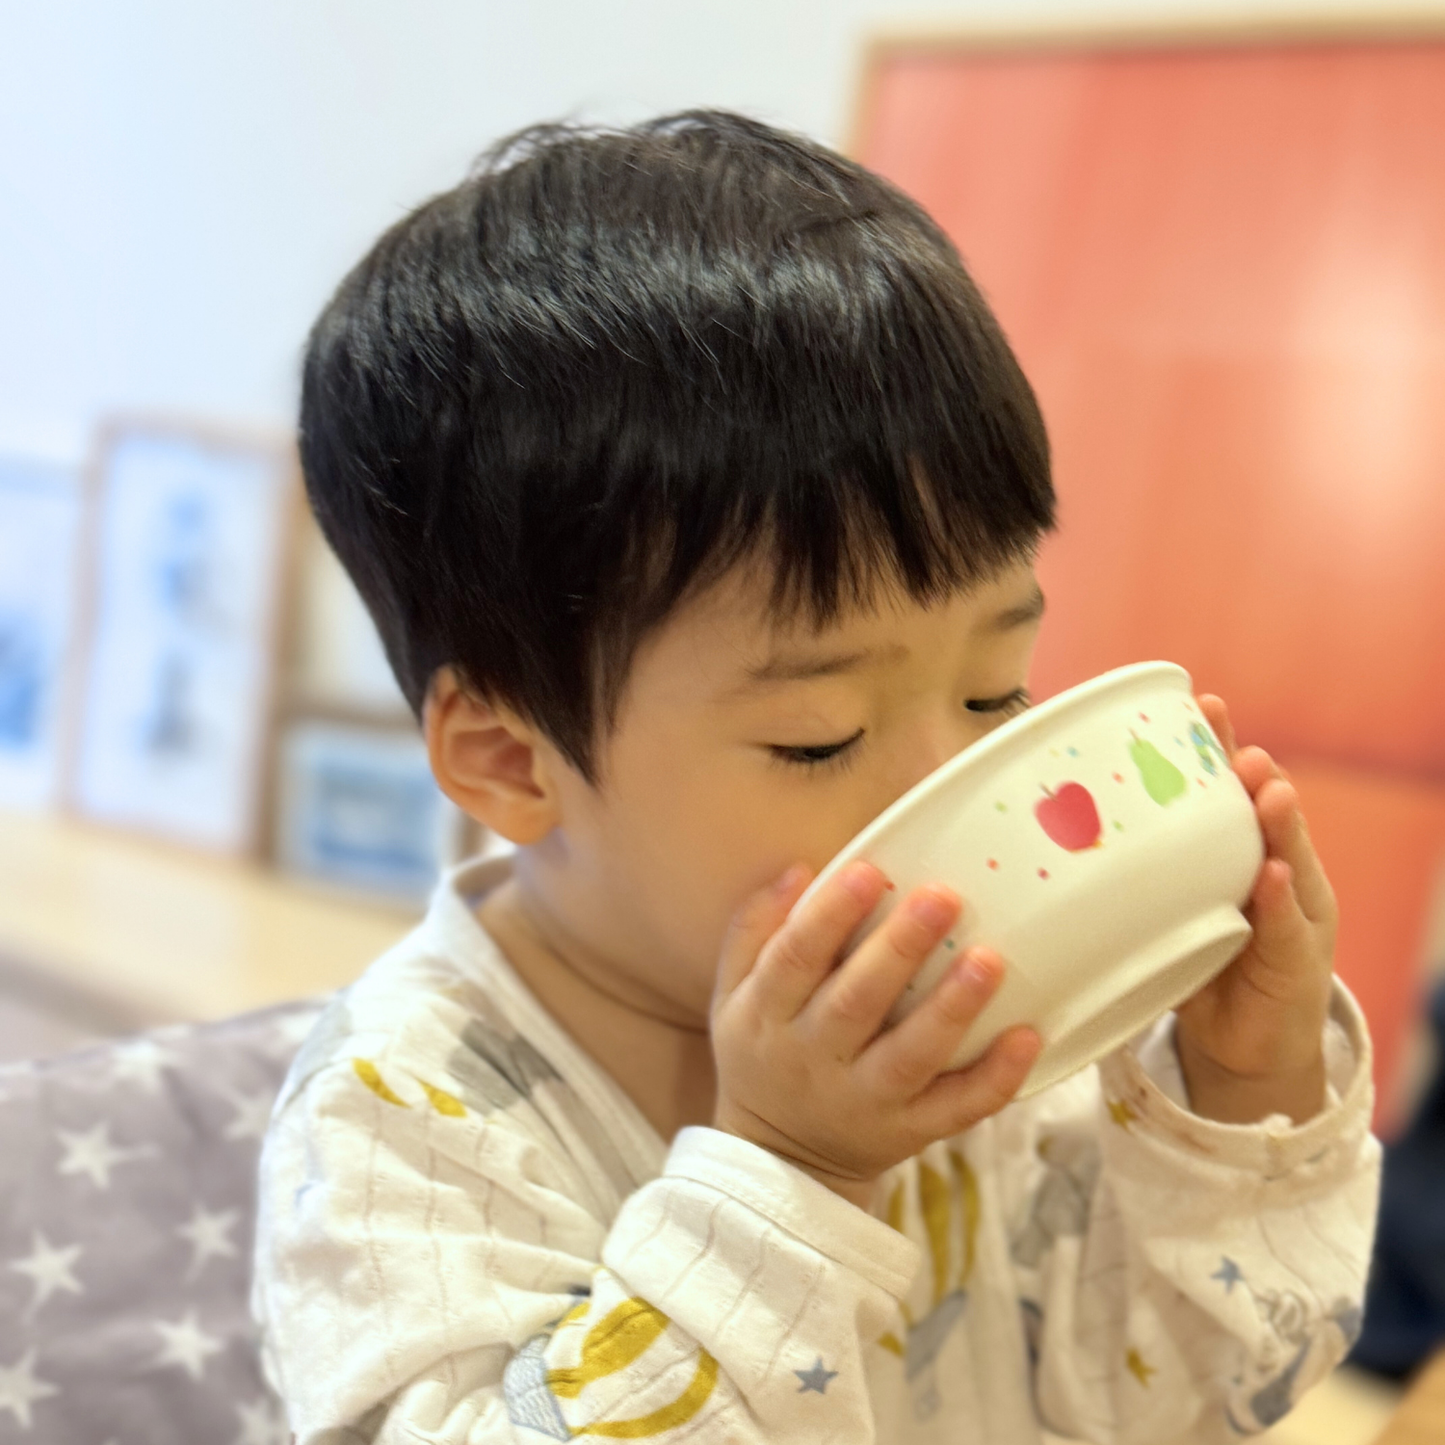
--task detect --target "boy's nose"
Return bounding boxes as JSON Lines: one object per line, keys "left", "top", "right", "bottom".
{"left": 891, "top": 720, "right": 977, "bottom": 797}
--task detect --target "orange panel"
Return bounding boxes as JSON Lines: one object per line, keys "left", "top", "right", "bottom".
{"left": 858, "top": 42, "right": 1445, "bottom": 779}
{"left": 1281, "top": 761, "right": 1445, "bottom": 1134}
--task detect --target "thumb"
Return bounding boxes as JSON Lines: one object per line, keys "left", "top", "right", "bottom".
{"left": 714, "top": 864, "right": 812, "bottom": 1003}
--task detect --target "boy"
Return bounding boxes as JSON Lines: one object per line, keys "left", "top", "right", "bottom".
{"left": 253, "top": 112, "right": 1379, "bottom": 1443}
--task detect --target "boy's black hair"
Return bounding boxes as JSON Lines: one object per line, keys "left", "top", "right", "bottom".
{"left": 301, "top": 109, "right": 1055, "bottom": 783}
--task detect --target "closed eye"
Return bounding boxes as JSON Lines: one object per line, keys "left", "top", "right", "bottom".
{"left": 966, "top": 688, "right": 1031, "bottom": 716}
{"left": 767, "top": 691, "right": 1029, "bottom": 772}
{"left": 767, "top": 728, "right": 866, "bottom": 770}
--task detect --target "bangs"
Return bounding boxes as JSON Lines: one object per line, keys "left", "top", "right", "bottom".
{"left": 301, "top": 111, "right": 1054, "bottom": 784}
{"left": 536, "top": 191, "right": 1054, "bottom": 745}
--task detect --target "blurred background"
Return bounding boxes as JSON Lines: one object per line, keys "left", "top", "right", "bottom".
{"left": 2, "top": 3, "right": 1444, "bottom": 1435}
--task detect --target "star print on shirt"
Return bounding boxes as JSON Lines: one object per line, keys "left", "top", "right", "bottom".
{"left": 178, "top": 1205, "right": 239, "bottom": 1279}
{"left": 1212, "top": 1257, "right": 1245, "bottom": 1293}
{"left": 56, "top": 1122, "right": 156, "bottom": 1189}
{"left": 151, "top": 1311, "right": 225, "bottom": 1380}
{"left": 0, "top": 1349, "right": 59, "bottom": 1429}
{"left": 1125, "top": 1348, "right": 1157, "bottom": 1387}
{"left": 795, "top": 1357, "right": 839, "bottom": 1394}
{"left": 1107, "top": 1098, "right": 1139, "bottom": 1130}
{"left": 9, "top": 1230, "right": 83, "bottom": 1317}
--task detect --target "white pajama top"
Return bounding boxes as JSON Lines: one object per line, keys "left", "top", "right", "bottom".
{"left": 252, "top": 855, "right": 1381, "bottom": 1445}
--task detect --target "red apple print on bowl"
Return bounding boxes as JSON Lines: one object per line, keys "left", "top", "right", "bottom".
{"left": 1035, "top": 782, "right": 1103, "bottom": 852}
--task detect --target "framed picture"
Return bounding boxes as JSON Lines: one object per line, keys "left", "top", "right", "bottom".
{"left": 290, "top": 511, "right": 410, "bottom": 717}
{"left": 67, "top": 420, "right": 300, "bottom": 854}
{"left": 273, "top": 718, "right": 472, "bottom": 903}
{"left": 0, "top": 457, "right": 85, "bottom": 811}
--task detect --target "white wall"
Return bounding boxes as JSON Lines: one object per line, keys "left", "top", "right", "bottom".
{"left": 0, "top": 0, "right": 1420, "bottom": 464}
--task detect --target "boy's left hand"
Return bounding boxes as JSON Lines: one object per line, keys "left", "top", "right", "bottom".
{"left": 1170, "top": 695, "right": 1338, "bottom": 1126}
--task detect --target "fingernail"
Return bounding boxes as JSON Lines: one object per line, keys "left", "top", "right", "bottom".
{"left": 774, "top": 864, "right": 807, "bottom": 897}
{"left": 959, "top": 950, "right": 1000, "bottom": 988}
{"left": 909, "top": 890, "right": 955, "bottom": 930}
{"left": 839, "top": 862, "right": 881, "bottom": 902}
{"left": 1009, "top": 1026, "right": 1042, "bottom": 1062}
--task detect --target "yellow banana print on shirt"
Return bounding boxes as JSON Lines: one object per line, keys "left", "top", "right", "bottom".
{"left": 414, "top": 1077, "right": 467, "bottom": 1117}
{"left": 919, "top": 1162, "right": 952, "bottom": 1305}
{"left": 505, "top": 1296, "right": 718, "bottom": 1439}
{"left": 571, "top": 1350, "right": 719, "bottom": 1438}
{"left": 951, "top": 1149, "right": 980, "bottom": 1285}
{"left": 352, "top": 1058, "right": 409, "bottom": 1107}
{"left": 548, "top": 1298, "right": 670, "bottom": 1398}
{"left": 878, "top": 1150, "right": 983, "bottom": 1420}
{"left": 351, "top": 1058, "right": 469, "bottom": 1117}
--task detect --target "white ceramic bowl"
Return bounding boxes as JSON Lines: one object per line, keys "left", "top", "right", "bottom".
{"left": 798, "top": 661, "right": 1265, "bottom": 1098}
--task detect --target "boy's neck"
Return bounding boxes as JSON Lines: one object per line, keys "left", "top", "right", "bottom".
{"left": 476, "top": 877, "right": 717, "bottom": 1146}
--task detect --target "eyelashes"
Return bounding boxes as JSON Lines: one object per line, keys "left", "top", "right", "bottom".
{"left": 768, "top": 727, "right": 868, "bottom": 770}
{"left": 966, "top": 687, "right": 1032, "bottom": 716}
{"left": 768, "top": 689, "right": 1032, "bottom": 771}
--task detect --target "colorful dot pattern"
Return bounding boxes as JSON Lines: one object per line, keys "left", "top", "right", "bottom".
{"left": 961, "top": 697, "right": 1230, "bottom": 889}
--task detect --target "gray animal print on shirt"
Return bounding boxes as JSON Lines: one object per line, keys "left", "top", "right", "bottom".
{"left": 446, "top": 1014, "right": 637, "bottom": 1201}
{"left": 1011, "top": 1133, "right": 1101, "bottom": 1269}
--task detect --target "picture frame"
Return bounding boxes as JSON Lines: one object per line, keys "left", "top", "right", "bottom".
{"left": 0, "top": 456, "right": 86, "bottom": 812}
{"left": 66, "top": 418, "right": 301, "bottom": 855}
{"left": 289, "top": 508, "right": 410, "bottom": 719}
{"left": 272, "top": 717, "right": 476, "bottom": 903}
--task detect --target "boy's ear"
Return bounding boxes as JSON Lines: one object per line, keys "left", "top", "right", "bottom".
{"left": 424, "top": 668, "right": 561, "bottom": 846}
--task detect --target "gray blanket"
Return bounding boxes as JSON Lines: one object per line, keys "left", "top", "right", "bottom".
{"left": 0, "top": 995, "right": 328, "bottom": 1443}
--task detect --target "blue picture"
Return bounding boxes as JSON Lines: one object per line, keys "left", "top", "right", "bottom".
{"left": 70, "top": 427, "right": 295, "bottom": 852}
{"left": 276, "top": 721, "right": 457, "bottom": 901}
{"left": 0, "top": 458, "right": 83, "bottom": 810}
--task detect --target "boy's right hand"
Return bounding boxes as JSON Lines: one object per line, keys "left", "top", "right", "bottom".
{"left": 711, "top": 861, "right": 1042, "bottom": 1209}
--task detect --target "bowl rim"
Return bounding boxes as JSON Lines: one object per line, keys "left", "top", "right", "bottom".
{"left": 804, "top": 659, "right": 1194, "bottom": 896}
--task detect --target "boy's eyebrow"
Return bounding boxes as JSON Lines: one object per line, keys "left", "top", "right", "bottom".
{"left": 741, "top": 643, "right": 907, "bottom": 688}
{"left": 736, "top": 587, "right": 1047, "bottom": 691}
{"left": 993, "top": 586, "right": 1047, "bottom": 632}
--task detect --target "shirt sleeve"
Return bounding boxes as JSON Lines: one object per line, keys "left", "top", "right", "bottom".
{"left": 253, "top": 1054, "right": 919, "bottom": 1445}
{"left": 995, "top": 974, "right": 1382, "bottom": 1445}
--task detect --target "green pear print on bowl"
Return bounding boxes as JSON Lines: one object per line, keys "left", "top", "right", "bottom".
{"left": 1130, "top": 733, "right": 1187, "bottom": 806}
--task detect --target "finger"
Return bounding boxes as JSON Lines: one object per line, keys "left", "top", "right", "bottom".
{"left": 860, "top": 945, "right": 1004, "bottom": 1097}
{"left": 746, "top": 861, "right": 888, "bottom": 1021}
{"left": 905, "top": 1025, "right": 1042, "bottom": 1139}
{"left": 1197, "top": 694, "right": 1238, "bottom": 757}
{"left": 1252, "top": 778, "right": 1337, "bottom": 928}
{"left": 1242, "top": 858, "right": 1319, "bottom": 997}
{"left": 806, "top": 884, "right": 962, "bottom": 1060}
{"left": 715, "top": 864, "right": 812, "bottom": 1002}
{"left": 1232, "top": 744, "right": 1290, "bottom": 799}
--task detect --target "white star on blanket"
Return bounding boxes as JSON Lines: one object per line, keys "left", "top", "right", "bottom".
{"left": 0, "top": 1350, "right": 59, "bottom": 1429}
{"left": 0, "top": 995, "right": 330, "bottom": 1441}
{"left": 56, "top": 1122, "right": 155, "bottom": 1188}
{"left": 108, "top": 1037, "right": 179, "bottom": 1094}
{"left": 179, "top": 1205, "right": 240, "bottom": 1279}
{"left": 221, "top": 1086, "right": 276, "bottom": 1144}
{"left": 8, "top": 1230, "right": 83, "bottom": 1317}
{"left": 152, "top": 1311, "right": 225, "bottom": 1380}
{"left": 233, "top": 1394, "right": 291, "bottom": 1445}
